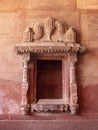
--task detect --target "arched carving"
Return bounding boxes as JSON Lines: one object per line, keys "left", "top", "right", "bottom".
{"left": 23, "top": 17, "right": 76, "bottom": 43}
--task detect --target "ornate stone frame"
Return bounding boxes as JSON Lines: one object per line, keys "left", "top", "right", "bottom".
{"left": 15, "top": 17, "right": 85, "bottom": 115}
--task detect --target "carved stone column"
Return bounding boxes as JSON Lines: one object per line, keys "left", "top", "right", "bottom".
{"left": 30, "top": 57, "right": 37, "bottom": 105}
{"left": 69, "top": 52, "right": 78, "bottom": 114}
{"left": 20, "top": 53, "right": 30, "bottom": 115}
{"left": 62, "top": 56, "right": 70, "bottom": 105}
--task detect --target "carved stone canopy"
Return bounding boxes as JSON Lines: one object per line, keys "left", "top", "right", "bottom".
{"left": 15, "top": 17, "right": 85, "bottom": 115}
{"left": 15, "top": 17, "right": 85, "bottom": 54}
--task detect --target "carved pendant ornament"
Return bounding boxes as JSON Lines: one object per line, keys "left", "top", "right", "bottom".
{"left": 15, "top": 17, "right": 85, "bottom": 115}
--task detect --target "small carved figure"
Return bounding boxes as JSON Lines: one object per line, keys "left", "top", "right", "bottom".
{"left": 23, "top": 26, "right": 33, "bottom": 42}
{"left": 45, "top": 17, "right": 55, "bottom": 41}
{"left": 65, "top": 27, "right": 76, "bottom": 44}
{"left": 55, "top": 21, "right": 65, "bottom": 41}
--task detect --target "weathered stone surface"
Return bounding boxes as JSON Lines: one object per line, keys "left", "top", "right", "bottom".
{"left": 77, "top": 0, "right": 98, "bottom": 9}
{"left": 26, "top": 11, "right": 80, "bottom": 43}
{"left": 26, "top": 11, "right": 80, "bottom": 31}
{"left": 0, "top": 0, "right": 27, "bottom": 12}
{"left": 0, "top": 13, "right": 26, "bottom": 36}
{"left": 76, "top": 40, "right": 98, "bottom": 113}
{"left": 0, "top": 46, "right": 21, "bottom": 114}
{"left": 0, "top": 36, "right": 22, "bottom": 46}
{"left": 0, "top": 12, "right": 26, "bottom": 45}
{"left": 27, "top": 0, "right": 76, "bottom": 11}
{"left": 0, "top": 119, "right": 98, "bottom": 130}
{"left": 0, "top": 79, "right": 21, "bottom": 114}
{"left": 78, "top": 84, "right": 98, "bottom": 113}
{"left": 81, "top": 13, "right": 98, "bottom": 41}
{"left": 0, "top": 0, "right": 76, "bottom": 12}
{"left": 0, "top": 0, "right": 97, "bottom": 116}
{"left": 0, "top": 46, "right": 22, "bottom": 82}
{"left": 77, "top": 41, "right": 98, "bottom": 87}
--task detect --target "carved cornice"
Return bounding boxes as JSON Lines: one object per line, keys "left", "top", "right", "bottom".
{"left": 15, "top": 42, "right": 85, "bottom": 54}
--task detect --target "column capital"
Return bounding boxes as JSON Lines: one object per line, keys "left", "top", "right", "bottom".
{"left": 22, "top": 53, "right": 30, "bottom": 62}
{"left": 68, "top": 52, "right": 77, "bottom": 63}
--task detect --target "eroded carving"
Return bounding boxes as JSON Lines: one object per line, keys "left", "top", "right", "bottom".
{"left": 33, "top": 21, "right": 43, "bottom": 40}
{"left": 45, "top": 17, "right": 55, "bottom": 41}
{"left": 15, "top": 17, "right": 86, "bottom": 115}
{"left": 31, "top": 104, "right": 68, "bottom": 112}
{"left": 65, "top": 27, "right": 76, "bottom": 44}
{"left": 23, "top": 17, "right": 76, "bottom": 42}
{"left": 69, "top": 54, "right": 78, "bottom": 114}
{"left": 23, "top": 26, "right": 33, "bottom": 42}
{"left": 20, "top": 53, "right": 30, "bottom": 115}
{"left": 55, "top": 21, "right": 65, "bottom": 41}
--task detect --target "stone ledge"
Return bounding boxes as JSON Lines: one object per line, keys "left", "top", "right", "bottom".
{"left": 0, "top": 115, "right": 98, "bottom": 130}
{"left": 0, "top": 113, "right": 98, "bottom": 120}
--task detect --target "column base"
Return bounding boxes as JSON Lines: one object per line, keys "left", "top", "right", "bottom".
{"left": 70, "top": 104, "right": 78, "bottom": 115}
{"left": 20, "top": 105, "right": 30, "bottom": 115}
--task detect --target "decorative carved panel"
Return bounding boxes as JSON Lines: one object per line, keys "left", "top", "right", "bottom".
{"left": 15, "top": 17, "right": 85, "bottom": 115}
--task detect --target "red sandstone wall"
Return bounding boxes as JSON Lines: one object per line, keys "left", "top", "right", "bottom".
{"left": 0, "top": 0, "right": 98, "bottom": 115}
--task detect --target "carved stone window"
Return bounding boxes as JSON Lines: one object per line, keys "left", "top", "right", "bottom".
{"left": 15, "top": 17, "right": 85, "bottom": 115}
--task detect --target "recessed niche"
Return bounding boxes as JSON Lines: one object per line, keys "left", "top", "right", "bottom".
{"left": 15, "top": 17, "right": 85, "bottom": 114}
{"left": 37, "top": 60, "right": 62, "bottom": 99}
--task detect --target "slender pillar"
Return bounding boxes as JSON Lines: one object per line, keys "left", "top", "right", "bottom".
{"left": 62, "top": 56, "right": 70, "bottom": 105}
{"left": 69, "top": 53, "right": 78, "bottom": 114}
{"left": 30, "top": 57, "right": 37, "bottom": 112}
{"left": 20, "top": 53, "right": 30, "bottom": 115}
